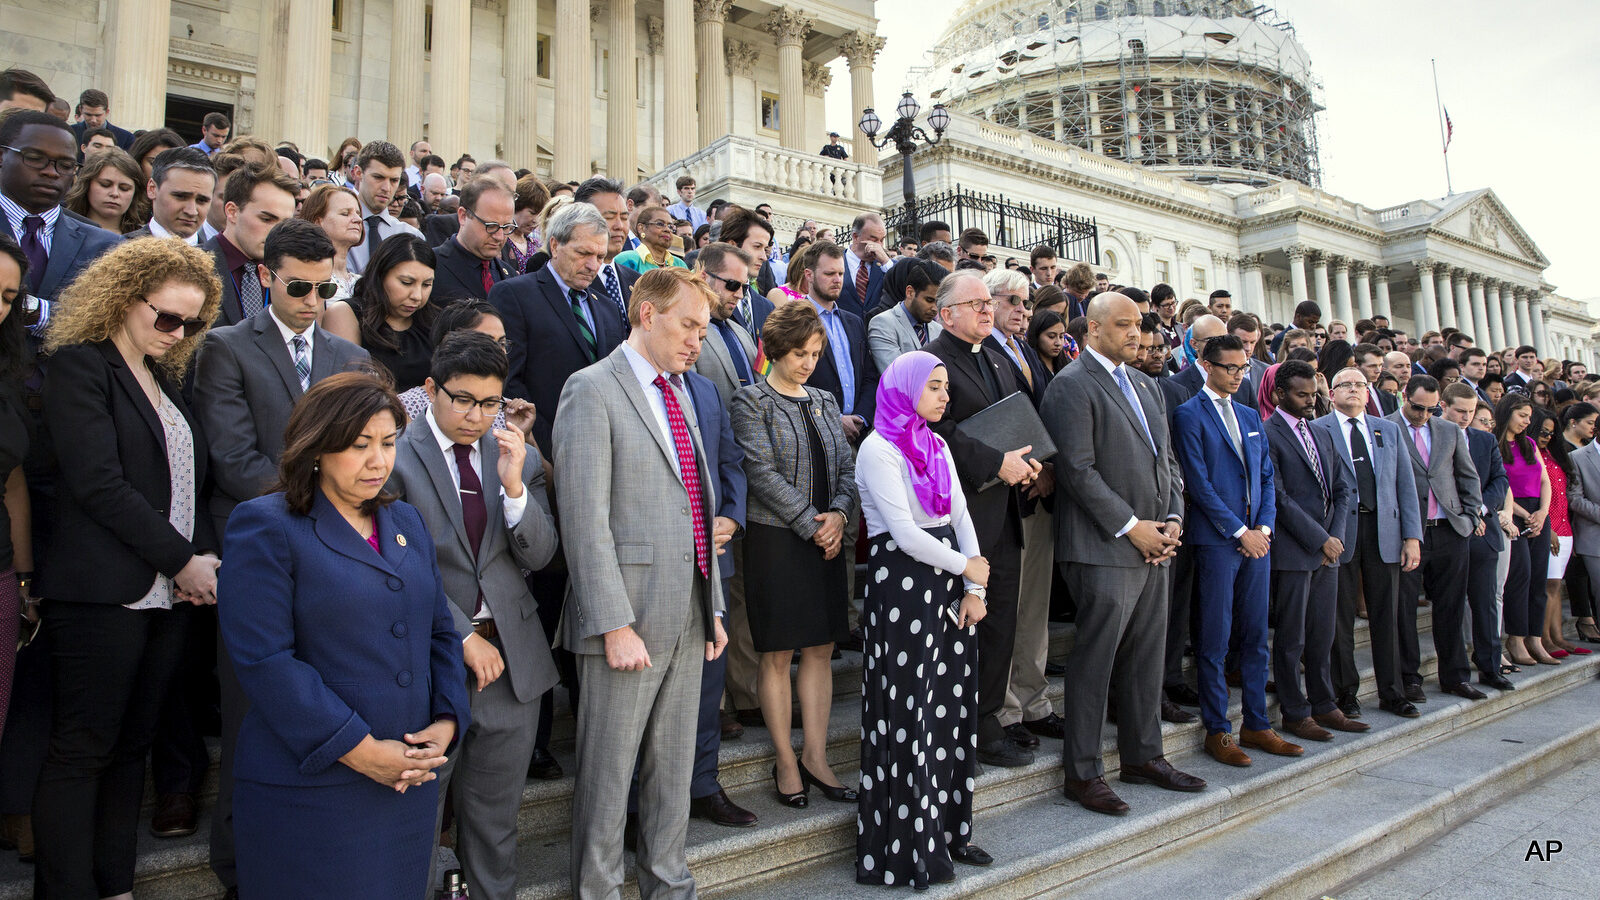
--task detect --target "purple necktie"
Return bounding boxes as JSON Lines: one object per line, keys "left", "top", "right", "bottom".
{"left": 452, "top": 442, "right": 489, "bottom": 616}
{"left": 20, "top": 216, "right": 47, "bottom": 294}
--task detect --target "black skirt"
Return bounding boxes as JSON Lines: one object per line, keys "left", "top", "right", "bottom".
{"left": 742, "top": 521, "right": 849, "bottom": 652}
{"left": 856, "top": 525, "right": 977, "bottom": 890}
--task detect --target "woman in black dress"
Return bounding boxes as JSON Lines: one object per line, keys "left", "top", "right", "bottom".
{"left": 322, "top": 234, "right": 438, "bottom": 391}
{"left": 855, "top": 350, "right": 990, "bottom": 890}
{"left": 730, "top": 301, "right": 859, "bottom": 809}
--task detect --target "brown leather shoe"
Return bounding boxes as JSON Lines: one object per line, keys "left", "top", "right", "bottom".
{"left": 689, "top": 788, "right": 758, "bottom": 827}
{"left": 1313, "top": 708, "right": 1372, "bottom": 733}
{"left": 1062, "top": 776, "right": 1130, "bottom": 815}
{"left": 1120, "top": 756, "right": 1206, "bottom": 792}
{"left": 150, "top": 792, "right": 198, "bottom": 838}
{"left": 1240, "top": 728, "right": 1304, "bottom": 757}
{"left": 1282, "top": 717, "right": 1334, "bottom": 742}
{"left": 1204, "top": 732, "right": 1252, "bottom": 767}
{"left": 720, "top": 710, "right": 744, "bottom": 741}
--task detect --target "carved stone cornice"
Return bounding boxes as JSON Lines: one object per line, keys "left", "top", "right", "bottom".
{"left": 838, "top": 30, "right": 886, "bottom": 69}
{"left": 1414, "top": 258, "right": 1437, "bottom": 276}
{"left": 1134, "top": 231, "right": 1152, "bottom": 249}
{"left": 725, "top": 39, "right": 759, "bottom": 77}
{"left": 646, "top": 16, "right": 664, "bottom": 55}
{"left": 765, "top": 7, "right": 814, "bottom": 48}
{"left": 802, "top": 60, "right": 833, "bottom": 95}
{"left": 694, "top": 0, "right": 735, "bottom": 25}
{"left": 1329, "top": 255, "right": 1350, "bottom": 273}
{"left": 1173, "top": 241, "right": 1190, "bottom": 257}
{"left": 1285, "top": 244, "right": 1307, "bottom": 262}
{"left": 1241, "top": 254, "right": 1262, "bottom": 272}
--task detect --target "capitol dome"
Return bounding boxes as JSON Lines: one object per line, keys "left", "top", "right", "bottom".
{"left": 920, "top": 0, "right": 1323, "bottom": 186}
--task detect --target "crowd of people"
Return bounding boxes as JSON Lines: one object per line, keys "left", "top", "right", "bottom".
{"left": 2, "top": 64, "right": 1599, "bottom": 899}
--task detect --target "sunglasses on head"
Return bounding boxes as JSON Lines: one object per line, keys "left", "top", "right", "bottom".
{"left": 143, "top": 299, "right": 208, "bottom": 337}
{"left": 265, "top": 268, "right": 341, "bottom": 300}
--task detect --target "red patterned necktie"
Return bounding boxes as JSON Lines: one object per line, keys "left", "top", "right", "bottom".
{"left": 653, "top": 375, "right": 710, "bottom": 578}
{"left": 479, "top": 258, "right": 495, "bottom": 298}
{"left": 855, "top": 260, "right": 870, "bottom": 303}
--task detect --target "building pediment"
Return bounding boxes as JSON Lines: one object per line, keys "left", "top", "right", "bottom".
{"left": 1432, "top": 190, "right": 1549, "bottom": 268}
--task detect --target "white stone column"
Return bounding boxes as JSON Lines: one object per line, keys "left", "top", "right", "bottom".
{"left": 1287, "top": 245, "right": 1309, "bottom": 307}
{"left": 390, "top": 0, "right": 428, "bottom": 148}
{"left": 767, "top": 7, "right": 815, "bottom": 152}
{"left": 1135, "top": 233, "right": 1155, "bottom": 293}
{"left": 1175, "top": 242, "right": 1191, "bottom": 301}
{"left": 1514, "top": 290, "right": 1533, "bottom": 349}
{"left": 1470, "top": 275, "right": 1496, "bottom": 351}
{"left": 607, "top": 0, "right": 639, "bottom": 180}
{"left": 725, "top": 40, "right": 760, "bottom": 137}
{"left": 1432, "top": 266, "right": 1455, "bottom": 330}
{"left": 253, "top": 0, "right": 290, "bottom": 141}
{"left": 1331, "top": 256, "right": 1353, "bottom": 326}
{"left": 1352, "top": 262, "right": 1373, "bottom": 321}
{"left": 840, "top": 31, "right": 886, "bottom": 162}
{"left": 694, "top": 0, "right": 733, "bottom": 150}
{"left": 430, "top": 0, "right": 472, "bottom": 160}
{"left": 281, "top": 1, "right": 333, "bottom": 156}
{"left": 1414, "top": 260, "right": 1439, "bottom": 336}
{"left": 1230, "top": 255, "right": 1247, "bottom": 312}
{"left": 108, "top": 0, "right": 172, "bottom": 133}
{"left": 1453, "top": 269, "right": 1475, "bottom": 342}
{"left": 1531, "top": 294, "right": 1550, "bottom": 356}
{"left": 1311, "top": 252, "right": 1331, "bottom": 321}
{"left": 647, "top": 17, "right": 665, "bottom": 169}
{"left": 660, "top": 0, "right": 698, "bottom": 161}
{"left": 1372, "top": 267, "right": 1393, "bottom": 322}
{"left": 1244, "top": 256, "right": 1266, "bottom": 321}
{"left": 554, "top": 0, "right": 593, "bottom": 180}
{"left": 1497, "top": 283, "right": 1518, "bottom": 353}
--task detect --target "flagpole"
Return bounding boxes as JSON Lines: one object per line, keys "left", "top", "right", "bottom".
{"left": 1432, "top": 58, "right": 1453, "bottom": 196}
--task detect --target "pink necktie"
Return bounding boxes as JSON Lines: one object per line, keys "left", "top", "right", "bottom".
{"left": 1412, "top": 425, "right": 1440, "bottom": 519}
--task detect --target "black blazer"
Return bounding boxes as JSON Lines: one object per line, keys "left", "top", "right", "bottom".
{"left": 36, "top": 341, "right": 216, "bottom": 604}
{"left": 805, "top": 303, "right": 875, "bottom": 425}
{"left": 837, "top": 259, "right": 886, "bottom": 319}
{"left": 422, "top": 213, "right": 461, "bottom": 247}
{"left": 431, "top": 236, "right": 514, "bottom": 303}
{"left": 490, "top": 266, "right": 626, "bottom": 450}
{"left": 202, "top": 234, "right": 247, "bottom": 327}
{"left": 1265, "top": 412, "right": 1355, "bottom": 572}
{"left": 926, "top": 330, "right": 1024, "bottom": 548}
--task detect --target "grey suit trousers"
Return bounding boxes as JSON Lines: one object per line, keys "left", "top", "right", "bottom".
{"left": 571, "top": 584, "right": 705, "bottom": 900}
{"left": 1001, "top": 507, "right": 1056, "bottom": 726}
{"left": 1060, "top": 562, "right": 1168, "bottom": 781}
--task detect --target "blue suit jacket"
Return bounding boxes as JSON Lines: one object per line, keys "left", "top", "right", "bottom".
{"left": 72, "top": 120, "right": 135, "bottom": 151}
{"left": 1312, "top": 412, "right": 1423, "bottom": 565}
{"left": 1264, "top": 411, "right": 1355, "bottom": 571}
{"left": 737, "top": 286, "right": 774, "bottom": 341}
{"left": 684, "top": 369, "right": 746, "bottom": 581}
{"left": 218, "top": 492, "right": 471, "bottom": 787}
{"left": 1467, "top": 426, "right": 1509, "bottom": 552}
{"left": 1174, "top": 391, "right": 1276, "bottom": 546}
{"left": 837, "top": 260, "right": 886, "bottom": 319}
{"left": 0, "top": 209, "right": 121, "bottom": 302}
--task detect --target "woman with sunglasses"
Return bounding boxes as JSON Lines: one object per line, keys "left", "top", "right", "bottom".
{"left": 31, "top": 239, "right": 223, "bottom": 898}
{"left": 1542, "top": 404, "right": 1598, "bottom": 657}
{"left": 0, "top": 238, "right": 32, "bottom": 746}
{"left": 298, "top": 183, "right": 364, "bottom": 301}
{"left": 62, "top": 148, "right": 145, "bottom": 236}
{"left": 324, "top": 234, "right": 439, "bottom": 392}
{"left": 1494, "top": 394, "right": 1559, "bottom": 667}
{"left": 1526, "top": 379, "right": 1554, "bottom": 409}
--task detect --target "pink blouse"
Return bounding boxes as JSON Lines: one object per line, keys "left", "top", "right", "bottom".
{"left": 366, "top": 518, "right": 382, "bottom": 553}
{"left": 1543, "top": 450, "right": 1572, "bottom": 537}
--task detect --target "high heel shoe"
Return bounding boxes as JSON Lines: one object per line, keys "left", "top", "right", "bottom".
{"left": 1576, "top": 621, "right": 1600, "bottom": 643}
{"left": 799, "top": 761, "right": 859, "bottom": 803}
{"left": 772, "top": 764, "right": 808, "bottom": 808}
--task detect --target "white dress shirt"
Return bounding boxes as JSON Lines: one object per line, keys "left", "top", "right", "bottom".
{"left": 423, "top": 408, "right": 527, "bottom": 529}
{"left": 269, "top": 308, "right": 315, "bottom": 371}
{"left": 1335, "top": 412, "right": 1376, "bottom": 467}
{"left": 856, "top": 431, "right": 982, "bottom": 593}
{"left": 621, "top": 342, "right": 696, "bottom": 478}
{"left": 0, "top": 195, "right": 58, "bottom": 255}
{"left": 146, "top": 216, "right": 201, "bottom": 246}
{"left": 1081, "top": 342, "right": 1175, "bottom": 537}
{"left": 348, "top": 201, "right": 424, "bottom": 274}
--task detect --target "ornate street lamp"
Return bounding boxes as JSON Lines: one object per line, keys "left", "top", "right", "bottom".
{"left": 859, "top": 92, "right": 948, "bottom": 234}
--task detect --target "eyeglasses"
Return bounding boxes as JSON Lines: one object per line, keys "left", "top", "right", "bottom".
{"left": 466, "top": 208, "right": 516, "bottom": 235}
{"left": 706, "top": 273, "right": 744, "bottom": 293}
{"left": 1408, "top": 401, "right": 1443, "bottom": 417}
{"left": 265, "top": 269, "right": 341, "bottom": 300}
{"left": 997, "top": 294, "right": 1035, "bottom": 310}
{"left": 436, "top": 385, "right": 505, "bottom": 417}
{"left": 1208, "top": 362, "right": 1248, "bottom": 376}
{"left": 949, "top": 299, "right": 995, "bottom": 313}
{"left": 1, "top": 145, "right": 79, "bottom": 177}
{"left": 143, "top": 299, "right": 207, "bottom": 337}
{"left": 640, "top": 219, "right": 673, "bottom": 230}
{"left": 1331, "top": 382, "right": 1369, "bottom": 392}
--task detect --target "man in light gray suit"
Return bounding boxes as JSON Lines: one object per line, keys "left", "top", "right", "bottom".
{"left": 1386, "top": 374, "right": 1483, "bottom": 701}
{"left": 385, "top": 332, "right": 560, "bottom": 900}
{"left": 1041, "top": 292, "right": 1206, "bottom": 817}
{"left": 866, "top": 257, "right": 944, "bottom": 372}
{"left": 554, "top": 267, "right": 729, "bottom": 900}
{"left": 1314, "top": 367, "right": 1423, "bottom": 721}
{"left": 191, "top": 219, "right": 368, "bottom": 893}
{"left": 1565, "top": 437, "right": 1600, "bottom": 632}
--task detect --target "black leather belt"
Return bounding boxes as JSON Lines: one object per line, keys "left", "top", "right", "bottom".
{"left": 1425, "top": 518, "right": 1447, "bottom": 527}
{"left": 1358, "top": 507, "right": 1376, "bottom": 515}
{"left": 472, "top": 620, "right": 498, "bottom": 640}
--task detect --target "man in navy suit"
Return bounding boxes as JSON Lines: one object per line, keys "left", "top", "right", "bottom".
{"left": 1173, "top": 335, "right": 1299, "bottom": 767}
{"left": 490, "top": 202, "right": 626, "bottom": 451}
{"left": 717, "top": 206, "right": 776, "bottom": 339}
{"left": 430, "top": 177, "right": 516, "bottom": 303}
{"left": 1264, "top": 360, "right": 1365, "bottom": 742}
{"left": 0, "top": 111, "right": 122, "bottom": 304}
{"left": 800, "top": 241, "right": 874, "bottom": 436}
{"left": 1440, "top": 382, "right": 1515, "bottom": 692}
{"left": 69, "top": 89, "right": 135, "bottom": 151}
{"left": 838, "top": 212, "right": 890, "bottom": 319}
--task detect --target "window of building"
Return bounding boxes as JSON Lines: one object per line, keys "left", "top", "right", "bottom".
{"left": 1193, "top": 267, "right": 1207, "bottom": 291}
{"left": 761, "top": 92, "right": 781, "bottom": 131}
{"left": 333, "top": 0, "right": 345, "bottom": 32}
{"left": 1124, "top": 0, "right": 1139, "bottom": 14}
{"left": 1094, "top": 3, "right": 1109, "bottom": 20}
{"left": 537, "top": 34, "right": 551, "bottom": 79}
{"left": 1038, "top": 13, "right": 1050, "bottom": 29}
{"left": 1155, "top": 259, "right": 1170, "bottom": 283}
{"left": 424, "top": 6, "right": 433, "bottom": 52}
{"left": 598, "top": 47, "right": 609, "bottom": 94}
{"left": 1153, "top": 0, "right": 1167, "bottom": 14}
{"left": 1104, "top": 249, "right": 1119, "bottom": 272}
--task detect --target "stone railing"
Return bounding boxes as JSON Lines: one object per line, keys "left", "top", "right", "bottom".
{"left": 1235, "top": 179, "right": 1381, "bottom": 229}
{"left": 647, "top": 135, "right": 883, "bottom": 219}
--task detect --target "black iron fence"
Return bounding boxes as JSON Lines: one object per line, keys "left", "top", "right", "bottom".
{"left": 882, "top": 187, "right": 1100, "bottom": 264}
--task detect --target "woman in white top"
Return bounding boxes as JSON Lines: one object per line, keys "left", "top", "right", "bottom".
{"left": 854, "top": 350, "right": 992, "bottom": 890}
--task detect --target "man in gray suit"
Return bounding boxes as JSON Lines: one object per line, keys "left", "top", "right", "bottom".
{"left": 192, "top": 219, "right": 368, "bottom": 894}
{"left": 554, "top": 267, "right": 729, "bottom": 899}
{"left": 866, "top": 257, "right": 944, "bottom": 372}
{"left": 385, "top": 332, "right": 560, "bottom": 900}
{"left": 1314, "top": 367, "right": 1423, "bottom": 720}
{"left": 1042, "top": 292, "right": 1206, "bottom": 817}
{"left": 1387, "top": 374, "right": 1483, "bottom": 701}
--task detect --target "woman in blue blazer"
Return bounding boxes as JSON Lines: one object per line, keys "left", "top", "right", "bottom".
{"left": 219, "top": 372, "right": 470, "bottom": 899}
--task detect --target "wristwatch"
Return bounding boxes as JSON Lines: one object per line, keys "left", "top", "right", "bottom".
{"left": 966, "top": 586, "right": 987, "bottom": 602}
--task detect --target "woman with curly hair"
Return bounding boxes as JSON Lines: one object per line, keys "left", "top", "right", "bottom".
{"left": 323, "top": 234, "right": 439, "bottom": 392}
{"left": 62, "top": 148, "right": 146, "bottom": 235}
{"left": 31, "top": 238, "right": 223, "bottom": 899}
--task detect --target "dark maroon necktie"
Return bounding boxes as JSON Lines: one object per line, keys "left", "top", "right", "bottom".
{"left": 20, "top": 216, "right": 47, "bottom": 294}
{"left": 453, "top": 442, "right": 489, "bottom": 615}
{"left": 480, "top": 258, "right": 495, "bottom": 298}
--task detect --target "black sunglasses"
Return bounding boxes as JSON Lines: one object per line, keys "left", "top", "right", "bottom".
{"left": 265, "top": 268, "right": 341, "bottom": 300}
{"left": 143, "top": 299, "right": 207, "bottom": 337}
{"left": 706, "top": 273, "right": 744, "bottom": 293}
{"left": 1408, "top": 401, "right": 1442, "bottom": 416}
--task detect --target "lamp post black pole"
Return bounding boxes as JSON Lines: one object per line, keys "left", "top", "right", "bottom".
{"left": 859, "top": 93, "right": 948, "bottom": 242}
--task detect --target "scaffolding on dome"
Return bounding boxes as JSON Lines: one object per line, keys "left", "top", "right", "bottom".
{"left": 924, "top": 0, "right": 1323, "bottom": 187}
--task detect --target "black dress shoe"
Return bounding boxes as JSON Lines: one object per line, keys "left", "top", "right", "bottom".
{"left": 734, "top": 707, "right": 766, "bottom": 728}
{"left": 690, "top": 788, "right": 758, "bottom": 827}
{"left": 1379, "top": 699, "right": 1421, "bottom": 718}
{"left": 1120, "top": 756, "right": 1207, "bottom": 793}
{"left": 223, "top": 890, "right": 239, "bottom": 900}
{"left": 977, "top": 738, "right": 1034, "bottom": 768}
{"left": 838, "top": 627, "right": 865, "bottom": 653}
{"left": 1442, "top": 683, "right": 1488, "bottom": 701}
{"left": 1479, "top": 673, "right": 1516, "bottom": 691}
{"left": 624, "top": 813, "right": 638, "bottom": 852}
{"left": 1403, "top": 683, "right": 1427, "bottom": 703}
{"left": 1022, "top": 713, "right": 1067, "bottom": 740}
{"left": 1160, "top": 698, "right": 1198, "bottom": 724}
{"left": 1062, "top": 777, "right": 1129, "bottom": 815}
{"left": 950, "top": 844, "right": 993, "bottom": 866}
{"left": 1004, "top": 722, "right": 1041, "bottom": 748}
{"left": 1336, "top": 694, "right": 1363, "bottom": 719}
{"left": 1165, "top": 684, "right": 1202, "bottom": 707}
{"left": 720, "top": 710, "right": 744, "bottom": 741}
{"left": 1045, "top": 661, "right": 1066, "bottom": 677}
{"left": 799, "top": 761, "right": 859, "bottom": 803}
{"left": 772, "top": 765, "right": 809, "bottom": 808}
{"left": 528, "top": 748, "right": 563, "bottom": 780}
{"left": 150, "top": 792, "right": 198, "bottom": 838}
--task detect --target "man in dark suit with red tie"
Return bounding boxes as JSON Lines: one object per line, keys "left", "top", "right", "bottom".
{"left": 431, "top": 177, "right": 516, "bottom": 303}
{"left": 838, "top": 212, "right": 890, "bottom": 319}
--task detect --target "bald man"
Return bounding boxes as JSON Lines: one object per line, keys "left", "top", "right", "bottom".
{"left": 1384, "top": 351, "right": 1413, "bottom": 398}
{"left": 421, "top": 173, "right": 450, "bottom": 212}
{"left": 1170, "top": 314, "right": 1227, "bottom": 399}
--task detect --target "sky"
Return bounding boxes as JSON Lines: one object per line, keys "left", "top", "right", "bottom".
{"left": 824, "top": 0, "right": 1599, "bottom": 304}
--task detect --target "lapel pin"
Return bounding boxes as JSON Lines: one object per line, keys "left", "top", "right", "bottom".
{"left": 396, "top": 534, "right": 407, "bottom": 547}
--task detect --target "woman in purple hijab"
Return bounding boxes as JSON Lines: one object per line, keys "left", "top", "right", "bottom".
{"left": 854, "top": 350, "right": 992, "bottom": 889}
